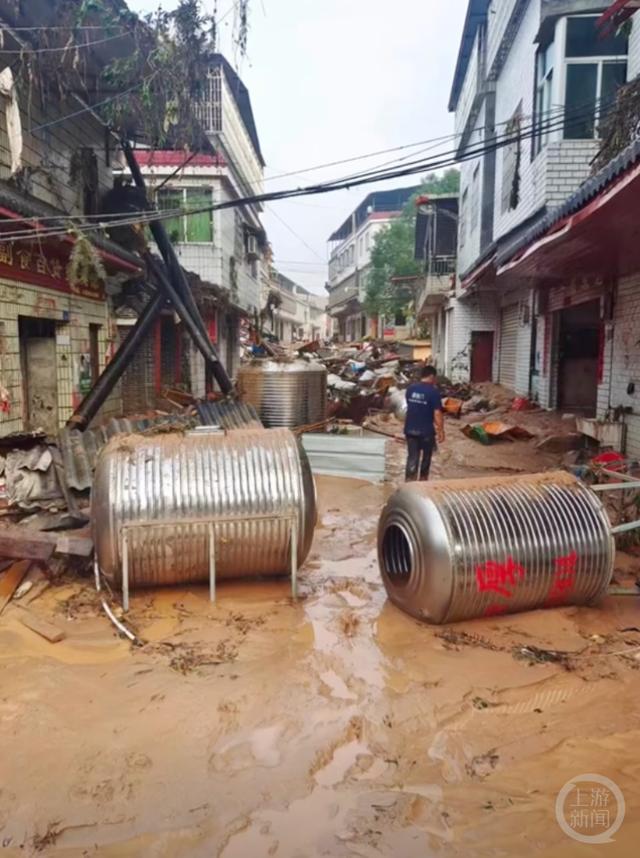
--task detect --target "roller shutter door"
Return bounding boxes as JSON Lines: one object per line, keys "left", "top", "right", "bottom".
{"left": 499, "top": 304, "right": 519, "bottom": 390}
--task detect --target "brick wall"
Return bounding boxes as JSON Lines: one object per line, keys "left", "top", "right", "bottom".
{"left": 0, "top": 277, "right": 118, "bottom": 435}
{"left": 544, "top": 140, "right": 599, "bottom": 207}
{"left": 0, "top": 87, "right": 113, "bottom": 216}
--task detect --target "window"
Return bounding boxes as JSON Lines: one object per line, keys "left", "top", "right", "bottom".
{"left": 501, "top": 103, "right": 522, "bottom": 213}
{"left": 533, "top": 41, "right": 554, "bottom": 155}
{"left": 156, "top": 187, "right": 213, "bottom": 243}
{"left": 563, "top": 16, "right": 627, "bottom": 140}
{"left": 459, "top": 188, "right": 468, "bottom": 248}
{"left": 470, "top": 165, "right": 480, "bottom": 232}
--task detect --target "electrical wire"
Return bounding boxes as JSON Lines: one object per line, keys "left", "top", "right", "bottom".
{"left": 0, "top": 96, "right": 618, "bottom": 244}
{"left": 0, "top": 32, "right": 131, "bottom": 53}
{"left": 28, "top": 75, "right": 157, "bottom": 135}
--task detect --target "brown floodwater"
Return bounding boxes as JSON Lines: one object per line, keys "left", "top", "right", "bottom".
{"left": 1, "top": 465, "right": 639, "bottom": 857}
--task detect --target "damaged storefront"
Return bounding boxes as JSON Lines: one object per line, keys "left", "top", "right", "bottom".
{"left": 496, "top": 138, "right": 640, "bottom": 456}
{"left": 0, "top": 225, "right": 141, "bottom": 437}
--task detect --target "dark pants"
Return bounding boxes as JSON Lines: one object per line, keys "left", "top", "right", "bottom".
{"left": 405, "top": 434, "right": 435, "bottom": 481}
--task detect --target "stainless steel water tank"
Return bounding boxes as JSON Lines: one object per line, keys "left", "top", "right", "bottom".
{"left": 378, "top": 471, "right": 614, "bottom": 623}
{"left": 92, "top": 427, "right": 317, "bottom": 588}
{"left": 238, "top": 360, "right": 327, "bottom": 428}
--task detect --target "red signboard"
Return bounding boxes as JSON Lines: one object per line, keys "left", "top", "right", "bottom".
{"left": 0, "top": 240, "right": 105, "bottom": 301}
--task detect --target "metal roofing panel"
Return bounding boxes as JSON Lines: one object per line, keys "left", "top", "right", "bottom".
{"left": 196, "top": 400, "right": 262, "bottom": 430}
{"left": 301, "top": 434, "right": 388, "bottom": 483}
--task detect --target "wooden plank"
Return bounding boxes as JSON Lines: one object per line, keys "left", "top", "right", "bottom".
{"left": 55, "top": 535, "right": 94, "bottom": 558}
{"left": 0, "top": 525, "right": 56, "bottom": 561}
{"left": 0, "top": 560, "right": 32, "bottom": 615}
{"left": 17, "top": 609, "right": 65, "bottom": 643}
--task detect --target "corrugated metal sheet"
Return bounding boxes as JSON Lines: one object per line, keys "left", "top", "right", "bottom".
{"left": 301, "top": 434, "right": 387, "bottom": 483}
{"left": 59, "top": 414, "right": 197, "bottom": 492}
{"left": 196, "top": 400, "right": 262, "bottom": 430}
{"left": 498, "top": 304, "right": 519, "bottom": 390}
{"left": 60, "top": 401, "right": 262, "bottom": 491}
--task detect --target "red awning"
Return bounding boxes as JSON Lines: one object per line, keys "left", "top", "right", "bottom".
{"left": 134, "top": 150, "right": 226, "bottom": 168}
{"left": 598, "top": 1, "right": 640, "bottom": 36}
{"left": 496, "top": 159, "right": 640, "bottom": 283}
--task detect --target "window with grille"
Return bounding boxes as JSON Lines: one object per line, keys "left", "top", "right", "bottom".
{"left": 198, "top": 66, "right": 223, "bottom": 134}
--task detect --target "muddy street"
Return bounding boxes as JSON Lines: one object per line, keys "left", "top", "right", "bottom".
{"left": 1, "top": 427, "right": 640, "bottom": 857}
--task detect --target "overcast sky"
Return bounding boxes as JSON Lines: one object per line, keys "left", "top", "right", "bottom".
{"left": 129, "top": 0, "right": 466, "bottom": 293}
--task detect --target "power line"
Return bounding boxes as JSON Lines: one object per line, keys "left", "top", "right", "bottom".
{"left": 29, "top": 76, "right": 156, "bottom": 134}
{"left": 265, "top": 205, "right": 325, "bottom": 262}
{"left": 0, "top": 32, "right": 130, "bottom": 53}
{"left": 0, "top": 97, "right": 615, "bottom": 244}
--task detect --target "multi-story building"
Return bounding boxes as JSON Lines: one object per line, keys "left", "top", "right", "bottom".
{"left": 447, "top": 0, "right": 640, "bottom": 456}
{"left": 447, "top": 2, "right": 634, "bottom": 394}
{"left": 264, "top": 270, "right": 327, "bottom": 343}
{"left": 131, "top": 54, "right": 267, "bottom": 397}
{"left": 0, "top": 5, "right": 144, "bottom": 436}
{"left": 413, "top": 194, "right": 459, "bottom": 370}
{"left": 326, "top": 185, "right": 421, "bottom": 341}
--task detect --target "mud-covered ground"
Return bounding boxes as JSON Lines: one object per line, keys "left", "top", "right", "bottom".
{"left": 1, "top": 416, "right": 640, "bottom": 857}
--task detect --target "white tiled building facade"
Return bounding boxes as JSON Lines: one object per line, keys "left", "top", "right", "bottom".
{"left": 446, "top": 0, "right": 640, "bottom": 457}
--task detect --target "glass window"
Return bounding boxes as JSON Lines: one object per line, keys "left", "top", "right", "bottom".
{"left": 566, "top": 16, "right": 627, "bottom": 59}
{"left": 156, "top": 187, "right": 213, "bottom": 243}
{"left": 533, "top": 41, "right": 554, "bottom": 155}
{"left": 563, "top": 16, "right": 628, "bottom": 141}
{"left": 564, "top": 63, "right": 598, "bottom": 138}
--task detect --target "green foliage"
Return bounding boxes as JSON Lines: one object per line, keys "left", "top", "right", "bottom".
{"left": 364, "top": 170, "right": 460, "bottom": 318}
{"left": 67, "top": 232, "right": 107, "bottom": 288}
{"left": 14, "top": 0, "right": 251, "bottom": 150}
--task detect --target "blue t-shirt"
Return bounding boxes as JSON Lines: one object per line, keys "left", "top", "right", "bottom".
{"left": 404, "top": 382, "right": 442, "bottom": 437}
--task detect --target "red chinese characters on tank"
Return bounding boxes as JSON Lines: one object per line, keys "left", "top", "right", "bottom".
{"left": 475, "top": 550, "right": 579, "bottom": 617}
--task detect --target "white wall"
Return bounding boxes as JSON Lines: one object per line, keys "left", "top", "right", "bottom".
{"left": 458, "top": 101, "right": 486, "bottom": 275}
{"left": 445, "top": 291, "right": 499, "bottom": 381}
{"left": 628, "top": 11, "right": 640, "bottom": 80}
{"left": 599, "top": 273, "right": 640, "bottom": 457}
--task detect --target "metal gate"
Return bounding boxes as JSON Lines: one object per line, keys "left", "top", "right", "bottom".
{"left": 499, "top": 304, "right": 519, "bottom": 390}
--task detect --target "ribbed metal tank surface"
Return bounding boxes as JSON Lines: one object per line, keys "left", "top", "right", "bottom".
{"left": 237, "top": 360, "right": 327, "bottom": 428}
{"left": 92, "top": 428, "right": 317, "bottom": 588}
{"left": 378, "top": 471, "right": 614, "bottom": 623}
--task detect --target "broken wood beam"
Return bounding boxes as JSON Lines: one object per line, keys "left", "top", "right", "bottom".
{"left": 17, "top": 609, "right": 65, "bottom": 643}
{"left": 0, "top": 530, "right": 55, "bottom": 562}
{"left": 0, "top": 560, "right": 32, "bottom": 615}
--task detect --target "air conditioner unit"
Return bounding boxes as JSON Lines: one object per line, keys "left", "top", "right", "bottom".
{"left": 246, "top": 234, "right": 259, "bottom": 260}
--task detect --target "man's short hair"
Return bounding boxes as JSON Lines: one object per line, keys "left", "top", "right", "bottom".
{"left": 421, "top": 365, "right": 437, "bottom": 379}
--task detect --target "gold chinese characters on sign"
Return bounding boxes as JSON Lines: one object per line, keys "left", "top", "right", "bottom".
{"left": 0, "top": 242, "right": 103, "bottom": 300}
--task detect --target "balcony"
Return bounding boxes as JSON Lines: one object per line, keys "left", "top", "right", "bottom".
{"left": 416, "top": 256, "right": 456, "bottom": 316}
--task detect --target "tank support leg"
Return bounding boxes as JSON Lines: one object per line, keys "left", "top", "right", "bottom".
{"left": 209, "top": 523, "right": 217, "bottom": 603}
{"left": 291, "top": 516, "right": 298, "bottom": 600}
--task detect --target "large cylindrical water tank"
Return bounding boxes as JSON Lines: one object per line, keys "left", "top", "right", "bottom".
{"left": 378, "top": 471, "right": 614, "bottom": 623}
{"left": 92, "top": 427, "right": 316, "bottom": 588}
{"left": 238, "top": 360, "right": 327, "bottom": 428}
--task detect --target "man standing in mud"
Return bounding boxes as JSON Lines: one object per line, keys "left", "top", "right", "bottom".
{"left": 403, "top": 365, "right": 444, "bottom": 481}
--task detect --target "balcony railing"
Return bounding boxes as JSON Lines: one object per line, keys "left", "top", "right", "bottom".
{"left": 425, "top": 255, "right": 456, "bottom": 276}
